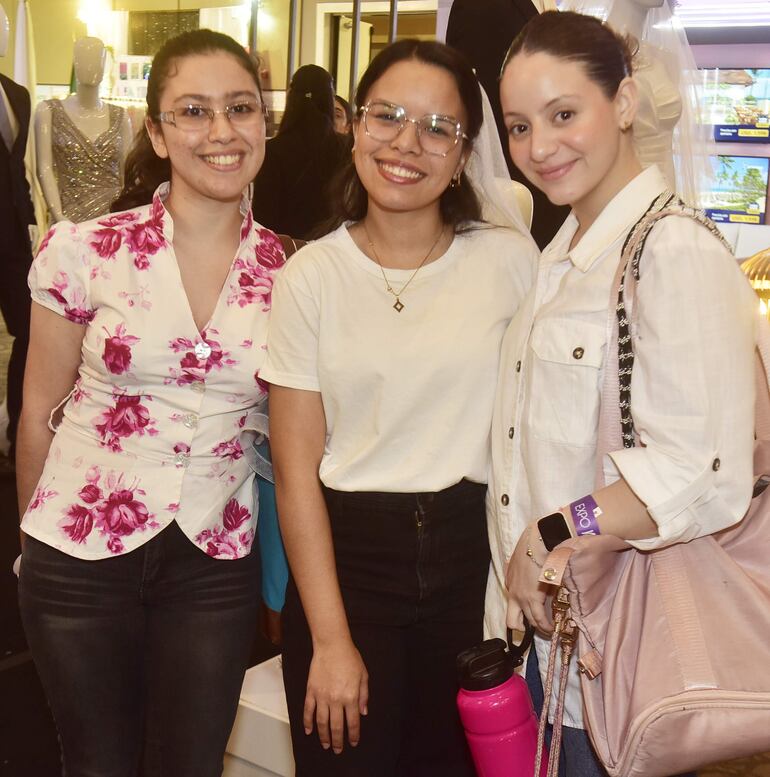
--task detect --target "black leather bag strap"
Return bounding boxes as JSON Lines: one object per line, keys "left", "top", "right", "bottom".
{"left": 615, "top": 194, "right": 731, "bottom": 448}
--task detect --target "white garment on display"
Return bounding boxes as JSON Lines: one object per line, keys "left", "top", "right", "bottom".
{"left": 632, "top": 42, "right": 682, "bottom": 190}
{"left": 562, "top": 0, "right": 712, "bottom": 207}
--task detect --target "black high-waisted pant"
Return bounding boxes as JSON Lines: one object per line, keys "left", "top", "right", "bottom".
{"left": 282, "top": 478, "right": 490, "bottom": 777}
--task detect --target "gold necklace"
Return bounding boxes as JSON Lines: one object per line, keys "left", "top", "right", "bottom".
{"left": 362, "top": 223, "right": 445, "bottom": 313}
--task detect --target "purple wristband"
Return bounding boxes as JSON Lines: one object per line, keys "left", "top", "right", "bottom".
{"left": 569, "top": 495, "right": 602, "bottom": 537}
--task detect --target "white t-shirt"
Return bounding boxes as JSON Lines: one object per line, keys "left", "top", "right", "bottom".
{"left": 261, "top": 222, "right": 538, "bottom": 493}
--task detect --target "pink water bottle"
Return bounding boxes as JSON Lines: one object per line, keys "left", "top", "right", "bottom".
{"left": 456, "top": 624, "right": 547, "bottom": 777}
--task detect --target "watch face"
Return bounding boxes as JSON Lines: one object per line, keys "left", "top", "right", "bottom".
{"left": 538, "top": 512, "right": 572, "bottom": 551}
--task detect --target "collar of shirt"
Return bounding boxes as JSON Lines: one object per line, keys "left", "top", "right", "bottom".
{"left": 542, "top": 165, "right": 669, "bottom": 272}
{"left": 152, "top": 182, "right": 254, "bottom": 245}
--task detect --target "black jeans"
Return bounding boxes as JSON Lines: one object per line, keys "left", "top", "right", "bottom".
{"left": 18, "top": 521, "right": 260, "bottom": 777}
{"left": 282, "top": 479, "right": 490, "bottom": 777}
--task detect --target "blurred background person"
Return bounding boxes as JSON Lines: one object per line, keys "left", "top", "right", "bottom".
{"left": 252, "top": 64, "right": 349, "bottom": 240}
{"left": 334, "top": 94, "right": 353, "bottom": 135}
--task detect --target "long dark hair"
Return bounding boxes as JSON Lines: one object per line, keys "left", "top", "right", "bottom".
{"left": 327, "top": 38, "right": 484, "bottom": 233}
{"left": 279, "top": 64, "right": 335, "bottom": 135}
{"left": 112, "top": 29, "right": 262, "bottom": 212}
{"left": 502, "top": 11, "right": 634, "bottom": 98}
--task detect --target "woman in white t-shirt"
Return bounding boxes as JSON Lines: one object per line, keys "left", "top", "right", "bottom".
{"left": 490, "top": 11, "right": 756, "bottom": 776}
{"left": 261, "top": 39, "right": 537, "bottom": 776}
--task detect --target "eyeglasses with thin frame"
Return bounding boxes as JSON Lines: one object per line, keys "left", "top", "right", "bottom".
{"left": 358, "top": 100, "right": 469, "bottom": 157}
{"left": 157, "top": 100, "right": 268, "bottom": 131}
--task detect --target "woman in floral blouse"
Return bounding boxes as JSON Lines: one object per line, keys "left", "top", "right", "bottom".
{"left": 16, "top": 30, "right": 285, "bottom": 776}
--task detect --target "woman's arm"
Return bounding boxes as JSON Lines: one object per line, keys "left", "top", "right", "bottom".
{"left": 17, "top": 303, "right": 86, "bottom": 533}
{"left": 506, "top": 479, "right": 655, "bottom": 633}
{"left": 269, "top": 384, "right": 368, "bottom": 755}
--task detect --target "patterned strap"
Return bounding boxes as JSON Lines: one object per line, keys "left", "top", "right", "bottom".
{"left": 614, "top": 195, "right": 732, "bottom": 448}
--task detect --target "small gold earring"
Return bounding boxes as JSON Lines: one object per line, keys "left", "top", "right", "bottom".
{"left": 449, "top": 172, "right": 461, "bottom": 189}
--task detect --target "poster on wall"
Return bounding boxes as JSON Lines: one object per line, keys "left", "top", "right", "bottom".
{"left": 700, "top": 68, "right": 770, "bottom": 143}
{"left": 703, "top": 155, "right": 769, "bottom": 225}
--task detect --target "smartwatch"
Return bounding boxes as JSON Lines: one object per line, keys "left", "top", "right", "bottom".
{"left": 537, "top": 511, "right": 573, "bottom": 551}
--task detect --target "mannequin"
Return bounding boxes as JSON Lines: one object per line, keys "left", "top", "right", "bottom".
{"left": 36, "top": 36, "right": 132, "bottom": 222}
{"left": 0, "top": 0, "right": 36, "bottom": 459}
{"left": 446, "top": 0, "right": 569, "bottom": 248}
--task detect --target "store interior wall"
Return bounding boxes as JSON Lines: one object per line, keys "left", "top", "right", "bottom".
{"left": 0, "top": 0, "right": 86, "bottom": 81}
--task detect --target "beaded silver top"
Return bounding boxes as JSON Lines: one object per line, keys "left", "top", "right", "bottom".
{"left": 48, "top": 99, "right": 125, "bottom": 223}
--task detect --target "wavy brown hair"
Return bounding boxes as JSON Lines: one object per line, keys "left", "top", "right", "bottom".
{"left": 111, "top": 29, "right": 262, "bottom": 212}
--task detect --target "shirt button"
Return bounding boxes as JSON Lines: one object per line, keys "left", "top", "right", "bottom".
{"left": 712, "top": 458, "right": 721, "bottom": 471}
{"left": 501, "top": 494, "right": 509, "bottom": 506}
{"left": 191, "top": 380, "right": 205, "bottom": 393}
{"left": 508, "top": 426, "right": 515, "bottom": 439}
{"left": 573, "top": 347, "right": 584, "bottom": 360}
{"left": 515, "top": 360, "right": 522, "bottom": 373}
{"left": 195, "top": 341, "right": 212, "bottom": 360}
{"left": 174, "top": 452, "right": 190, "bottom": 468}
{"left": 182, "top": 413, "right": 198, "bottom": 429}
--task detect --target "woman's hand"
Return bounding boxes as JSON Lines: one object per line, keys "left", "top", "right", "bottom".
{"left": 304, "top": 638, "right": 369, "bottom": 754}
{"left": 505, "top": 527, "right": 554, "bottom": 636}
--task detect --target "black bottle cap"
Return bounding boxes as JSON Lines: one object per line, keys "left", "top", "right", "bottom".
{"left": 457, "top": 638, "right": 514, "bottom": 691}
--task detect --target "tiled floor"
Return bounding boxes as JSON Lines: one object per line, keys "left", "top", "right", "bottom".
{"left": 0, "top": 322, "right": 767, "bottom": 777}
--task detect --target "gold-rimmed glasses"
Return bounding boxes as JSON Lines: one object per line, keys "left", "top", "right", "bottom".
{"left": 158, "top": 100, "right": 268, "bottom": 131}
{"left": 359, "top": 100, "right": 468, "bottom": 157}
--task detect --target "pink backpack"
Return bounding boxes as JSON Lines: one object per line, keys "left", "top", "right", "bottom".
{"left": 535, "top": 199, "right": 770, "bottom": 777}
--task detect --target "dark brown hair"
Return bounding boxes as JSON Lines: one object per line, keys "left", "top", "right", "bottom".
{"left": 112, "top": 29, "right": 263, "bottom": 212}
{"left": 324, "top": 38, "right": 483, "bottom": 234}
{"left": 502, "top": 11, "right": 634, "bottom": 99}
{"left": 279, "top": 64, "right": 335, "bottom": 135}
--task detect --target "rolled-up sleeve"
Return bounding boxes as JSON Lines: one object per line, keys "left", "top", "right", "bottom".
{"left": 605, "top": 218, "right": 757, "bottom": 550}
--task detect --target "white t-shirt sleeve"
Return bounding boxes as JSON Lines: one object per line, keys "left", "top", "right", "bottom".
{"left": 260, "top": 253, "right": 322, "bottom": 392}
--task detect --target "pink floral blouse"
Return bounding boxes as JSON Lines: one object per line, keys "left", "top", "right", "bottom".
{"left": 21, "top": 183, "right": 286, "bottom": 560}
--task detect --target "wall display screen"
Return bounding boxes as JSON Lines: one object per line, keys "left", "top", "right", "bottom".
{"left": 703, "top": 155, "right": 769, "bottom": 225}
{"left": 700, "top": 68, "right": 770, "bottom": 143}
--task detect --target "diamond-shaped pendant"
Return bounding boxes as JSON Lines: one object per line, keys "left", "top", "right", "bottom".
{"left": 393, "top": 299, "right": 404, "bottom": 313}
